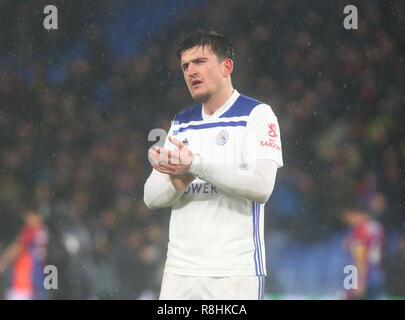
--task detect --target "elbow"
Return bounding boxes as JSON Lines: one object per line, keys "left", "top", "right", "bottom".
{"left": 143, "top": 190, "right": 163, "bottom": 211}
{"left": 143, "top": 185, "right": 158, "bottom": 210}
{"left": 144, "top": 184, "right": 171, "bottom": 210}
{"left": 256, "top": 193, "right": 269, "bottom": 204}
{"left": 144, "top": 179, "right": 176, "bottom": 210}
{"left": 250, "top": 191, "right": 269, "bottom": 204}
{"left": 144, "top": 195, "right": 160, "bottom": 211}
{"left": 144, "top": 196, "right": 171, "bottom": 210}
{"left": 255, "top": 187, "right": 274, "bottom": 204}
{"left": 143, "top": 196, "right": 155, "bottom": 210}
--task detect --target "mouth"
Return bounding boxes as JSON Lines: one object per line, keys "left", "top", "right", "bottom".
{"left": 191, "top": 79, "right": 203, "bottom": 88}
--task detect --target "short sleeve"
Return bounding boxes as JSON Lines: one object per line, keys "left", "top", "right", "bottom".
{"left": 351, "top": 224, "right": 371, "bottom": 247}
{"left": 243, "top": 104, "right": 284, "bottom": 167}
{"left": 17, "top": 227, "right": 34, "bottom": 247}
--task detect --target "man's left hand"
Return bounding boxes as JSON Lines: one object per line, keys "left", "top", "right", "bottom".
{"left": 148, "top": 136, "right": 195, "bottom": 176}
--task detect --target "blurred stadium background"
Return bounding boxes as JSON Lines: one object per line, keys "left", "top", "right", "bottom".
{"left": 0, "top": 0, "right": 404, "bottom": 299}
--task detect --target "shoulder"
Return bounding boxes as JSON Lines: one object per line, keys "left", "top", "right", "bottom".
{"left": 18, "top": 226, "right": 35, "bottom": 244}
{"left": 353, "top": 222, "right": 372, "bottom": 241}
{"left": 221, "top": 94, "right": 277, "bottom": 122}
{"left": 174, "top": 103, "right": 203, "bottom": 124}
{"left": 220, "top": 94, "right": 265, "bottom": 118}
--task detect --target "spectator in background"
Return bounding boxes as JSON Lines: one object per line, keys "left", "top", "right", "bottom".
{"left": 91, "top": 208, "right": 120, "bottom": 299}
{"left": 46, "top": 202, "right": 96, "bottom": 300}
{"left": 385, "top": 235, "right": 405, "bottom": 298}
{"left": 0, "top": 209, "right": 48, "bottom": 300}
{"left": 342, "top": 207, "right": 385, "bottom": 299}
{"left": 114, "top": 228, "right": 146, "bottom": 299}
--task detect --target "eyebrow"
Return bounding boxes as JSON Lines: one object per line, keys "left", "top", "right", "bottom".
{"left": 181, "top": 57, "right": 208, "bottom": 70}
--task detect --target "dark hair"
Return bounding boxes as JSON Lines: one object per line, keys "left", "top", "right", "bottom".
{"left": 176, "top": 29, "right": 234, "bottom": 61}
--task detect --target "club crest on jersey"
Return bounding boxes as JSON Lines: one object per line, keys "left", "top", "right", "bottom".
{"left": 216, "top": 130, "right": 229, "bottom": 146}
{"left": 182, "top": 138, "right": 189, "bottom": 146}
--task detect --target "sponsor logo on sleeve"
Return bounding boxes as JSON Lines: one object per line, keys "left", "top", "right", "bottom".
{"left": 268, "top": 123, "right": 278, "bottom": 138}
{"left": 260, "top": 123, "right": 281, "bottom": 151}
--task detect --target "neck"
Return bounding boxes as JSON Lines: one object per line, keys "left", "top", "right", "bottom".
{"left": 353, "top": 215, "right": 367, "bottom": 226}
{"left": 203, "top": 85, "right": 234, "bottom": 115}
{"left": 28, "top": 219, "right": 41, "bottom": 228}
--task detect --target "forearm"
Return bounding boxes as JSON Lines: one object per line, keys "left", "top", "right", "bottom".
{"left": 0, "top": 243, "right": 21, "bottom": 274}
{"left": 188, "top": 157, "right": 277, "bottom": 204}
{"left": 170, "top": 173, "right": 195, "bottom": 191}
{"left": 144, "top": 173, "right": 185, "bottom": 210}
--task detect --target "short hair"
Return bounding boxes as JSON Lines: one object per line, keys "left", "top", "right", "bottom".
{"left": 176, "top": 29, "right": 234, "bottom": 61}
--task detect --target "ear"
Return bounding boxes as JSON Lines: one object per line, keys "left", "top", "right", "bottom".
{"left": 222, "top": 58, "right": 233, "bottom": 77}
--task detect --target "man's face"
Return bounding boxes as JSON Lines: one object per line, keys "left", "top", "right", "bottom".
{"left": 24, "top": 211, "right": 41, "bottom": 226}
{"left": 342, "top": 209, "right": 361, "bottom": 226}
{"left": 180, "top": 45, "right": 225, "bottom": 103}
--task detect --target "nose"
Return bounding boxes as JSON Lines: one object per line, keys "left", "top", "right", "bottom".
{"left": 186, "top": 63, "right": 197, "bottom": 77}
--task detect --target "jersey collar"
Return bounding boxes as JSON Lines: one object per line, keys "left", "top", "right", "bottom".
{"left": 201, "top": 89, "right": 240, "bottom": 121}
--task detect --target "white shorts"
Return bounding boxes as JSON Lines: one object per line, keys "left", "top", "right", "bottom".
{"left": 159, "top": 272, "right": 265, "bottom": 300}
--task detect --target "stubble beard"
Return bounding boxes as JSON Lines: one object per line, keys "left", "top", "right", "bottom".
{"left": 191, "top": 91, "right": 211, "bottom": 103}
{"left": 190, "top": 84, "right": 218, "bottom": 103}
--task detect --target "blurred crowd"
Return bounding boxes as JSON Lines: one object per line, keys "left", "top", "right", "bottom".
{"left": 0, "top": 0, "right": 404, "bottom": 298}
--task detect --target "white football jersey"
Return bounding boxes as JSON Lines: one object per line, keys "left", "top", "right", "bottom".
{"left": 159, "top": 90, "right": 283, "bottom": 277}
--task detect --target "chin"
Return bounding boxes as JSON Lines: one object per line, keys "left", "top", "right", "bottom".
{"left": 191, "top": 91, "right": 210, "bottom": 103}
